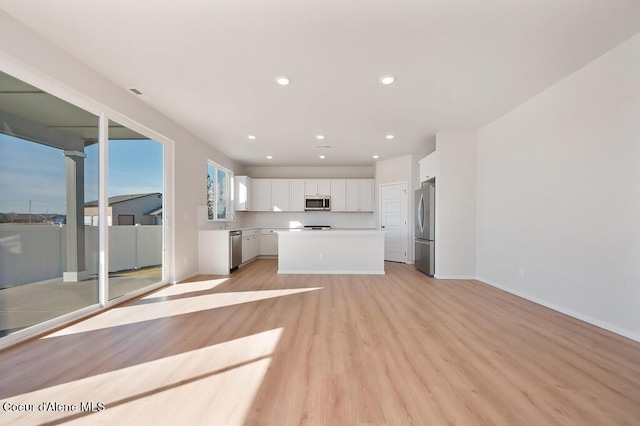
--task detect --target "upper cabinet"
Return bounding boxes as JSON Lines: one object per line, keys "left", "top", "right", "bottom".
{"left": 252, "top": 179, "right": 291, "bottom": 211}
{"left": 248, "top": 177, "right": 373, "bottom": 212}
{"left": 358, "top": 179, "right": 374, "bottom": 212}
{"left": 271, "top": 179, "right": 291, "bottom": 212}
{"left": 330, "top": 179, "right": 347, "bottom": 212}
{"left": 290, "top": 179, "right": 305, "bottom": 212}
{"left": 304, "top": 179, "right": 331, "bottom": 196}
{"left": 345, "top": 179, "right": 374, "bottom": 212}
{"left": 419, "top": 151, "right": 439, "bottom": 182}
{"left": 251, "top": 179, "right": 272, "bottom": 211}
{"left": 234, "top": 175, "right": 252, "bottom": 211}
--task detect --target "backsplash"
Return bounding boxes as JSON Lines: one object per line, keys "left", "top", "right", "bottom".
{"left": 237, "top": 211, "right": 376, "bottom": 229}
{"left": 197, "top": 204, "right": 375, "bottom": 230}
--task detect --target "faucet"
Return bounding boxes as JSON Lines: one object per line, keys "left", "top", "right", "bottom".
{"left": 225, "top": 211, "right": 235, "bottom": 229}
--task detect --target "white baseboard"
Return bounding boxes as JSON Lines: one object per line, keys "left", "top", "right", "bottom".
{"left": 434, "top": 275, "right": 477, "bottom": 280}
{"left": 477, "top": 276, "right": 640, "bottom": 344}
{"left": 173, "top": 270, "right": 199, "bottom": 284}
{"left": 278, "top": 270, "right": 385, "bottom": 275}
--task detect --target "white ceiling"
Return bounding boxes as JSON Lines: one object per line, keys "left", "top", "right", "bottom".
{"left": 2, "top": 0, "right": 640, "bottom": 166}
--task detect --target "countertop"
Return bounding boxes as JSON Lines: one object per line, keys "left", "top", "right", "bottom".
{"left": 201, "top": 227, "right": 378, "bottom": 232}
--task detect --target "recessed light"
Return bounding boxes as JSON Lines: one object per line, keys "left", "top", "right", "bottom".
{"left": 316, "top": 135, "right": 325, "bottom": 140}
{"left": 266, "top": 155, "right": 273, "bottom": 159}
{"left": 275, "top": 76, "right": 291, "bottom": 86}
{"left": 319, "top": 155, "right": 326, "bottom": 159}
{"left": 247, "top": 135, "right": 256, "bottom": 140}
{"left": 379, "top": 75, "right": 396, "bottom": 85}
{"left": 385, "top": 134, "right": 394, "bottom": 140}
{"left": 373, "top": 155, "right": 380, "bottom": 159}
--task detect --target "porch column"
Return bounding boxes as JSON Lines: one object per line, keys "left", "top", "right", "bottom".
{"left": 63, "top": 150, "right": 90, "bottom": 282}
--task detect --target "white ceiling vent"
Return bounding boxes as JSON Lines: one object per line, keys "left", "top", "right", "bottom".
{"left": 128, "top": 88, "right": 152, "bottom": 101}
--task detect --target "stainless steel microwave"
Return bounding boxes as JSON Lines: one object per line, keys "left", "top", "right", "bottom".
{"left": 304, "top": 196, "right": 331, "bottom": 211}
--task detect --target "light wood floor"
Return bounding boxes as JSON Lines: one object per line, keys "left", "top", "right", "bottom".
{"left": 1, "top": 259, "right": 639, "bottom": 425}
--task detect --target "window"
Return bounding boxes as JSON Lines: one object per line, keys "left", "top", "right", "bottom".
{"left": 207, "top": 162, "right": 232, "bottom": 220}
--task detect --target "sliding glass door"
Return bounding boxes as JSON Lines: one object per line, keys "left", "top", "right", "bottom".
{"left": 0, "top": 70, "right": 99, "bottom": 337}
{"left": 0, "top": 69, "right": 167, "bottom": 343}
{"left": 106, "top": 120, "right": 164, "bottom": 300}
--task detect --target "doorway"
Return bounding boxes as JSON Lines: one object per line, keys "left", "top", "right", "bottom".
{"left": 380, "top": 183, "right": 407, "bottom": 263}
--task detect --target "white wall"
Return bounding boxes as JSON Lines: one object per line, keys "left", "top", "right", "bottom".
{"left": 0, "top": 11, "right": 241, "bottom": 283}
{"left": 242, "top": 166, "right": 374, "bottom": 179}
{"left": 435, "top": 132, "right": 477, "bottom": 278}
{"left": 375, "top": 155, "right": 413, "bottom": 262}
{"left": 477, "top": 33, "right": 640, "bottom": 341}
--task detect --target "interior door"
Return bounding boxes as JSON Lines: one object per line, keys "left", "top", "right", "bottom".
{"left": 380, "top": 183, "right": 407, "bottom": 262}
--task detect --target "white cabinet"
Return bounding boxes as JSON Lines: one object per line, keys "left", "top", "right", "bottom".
{"left": 248, "top": 177, "right": 372, "bottom": 212}
{"left": 241, "top": 229, "right": 259, "bottom": 263}
{"left": 290, "top": 179, "right": 305, "bottom": 211}
{"left": 330, "top": 179, "right": 347, "bottom": 212}
{"left": 259, "top": 229, "right": 279, "bottom": 256}
{"left": 419, "top": 151, "right": 438, "bottom": 182}
{"left": 318, "top": 180, "right": 331, "bottom": 196}
{"left": 251, "top": 179, "right": 291, "bottom": 211}
{"left": 304, "top": 179, "right": 330, "bottom": 196}
{"left": 346, "top": 179, "right": 374, "bottom": 212}
{"left": 251, "top": 179, "right": 272, "bottom": 211}
{"left": 271, "top": 180, "right": 290, "bottom": 211}
{"left": 250, "top": 235, "right": 259, "bottom": 259}
{"left": 358, "top": 179, "right": 374, "bottom": 212}
{"left": 345, "top": 180, "right": 359, "bottom": 211}
{"left": 242, "top": 236, "right": 252, "bottom": 263}
{"left": 234, "top": 175, "right": 252, "bottom": 211}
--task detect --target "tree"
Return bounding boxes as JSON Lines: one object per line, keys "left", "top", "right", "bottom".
{"left": 207, "top": 172, "right": 214, "bottom": 220}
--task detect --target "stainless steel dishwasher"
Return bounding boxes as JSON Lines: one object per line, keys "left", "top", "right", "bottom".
{"left": 229, "top": 230, "right": 242, "bottom": 271}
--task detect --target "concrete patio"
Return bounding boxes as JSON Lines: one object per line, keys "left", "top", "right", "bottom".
{"left": 0, "top": 267, "right": 162, "bottom": 337}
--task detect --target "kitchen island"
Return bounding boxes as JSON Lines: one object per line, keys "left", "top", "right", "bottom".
{"left": 277, "top": 229, "right": 385, "bottom": 274}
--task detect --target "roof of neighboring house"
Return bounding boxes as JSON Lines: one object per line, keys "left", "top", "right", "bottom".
{"left": 145, "top": 207, "right": 163, "bottom": 216}
{"left": 85, "top": 192, "right": 162, "bottom": 207}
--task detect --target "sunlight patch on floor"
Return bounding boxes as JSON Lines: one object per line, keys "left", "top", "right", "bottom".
{"left": 44, "top": 286, "right": 321, "bottom": 338}
{"left": 145, "top": 278, "right": 229, "bottom": 298}
{"left": 6, "top": 328, "right": 284, "bottom": 424}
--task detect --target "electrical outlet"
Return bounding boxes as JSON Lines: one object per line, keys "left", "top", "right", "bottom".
{"left": 518, "top": 267, "right": 525, "bottom": 278}
{"left": 320, "top": 253, "right": 324, "bottom": 260}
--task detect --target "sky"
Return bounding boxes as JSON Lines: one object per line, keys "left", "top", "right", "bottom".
{"left": 0, "top": 133, "right": 163, "bottom": 214}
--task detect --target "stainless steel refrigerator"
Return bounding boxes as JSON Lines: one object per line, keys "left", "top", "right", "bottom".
{"left": 415, "top": 183, "right": 435, "bottom": 276}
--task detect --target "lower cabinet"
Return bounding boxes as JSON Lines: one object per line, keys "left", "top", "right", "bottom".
{"left": 241, "top": 229, "right": 259, "bottom": 263}
{"left": 241, "top": 236, "right": 251, "bottom": 263}
{"left": 259, "top": 229, "right": 279, "bottom": 256}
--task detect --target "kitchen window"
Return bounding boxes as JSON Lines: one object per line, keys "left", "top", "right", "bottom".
{"left": 207, "top": 161, "right": 232, "bottom": 220}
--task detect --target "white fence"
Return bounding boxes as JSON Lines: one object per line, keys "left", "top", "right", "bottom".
{"left": 0, "top": 225, "right": 162, "bottom": 288}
